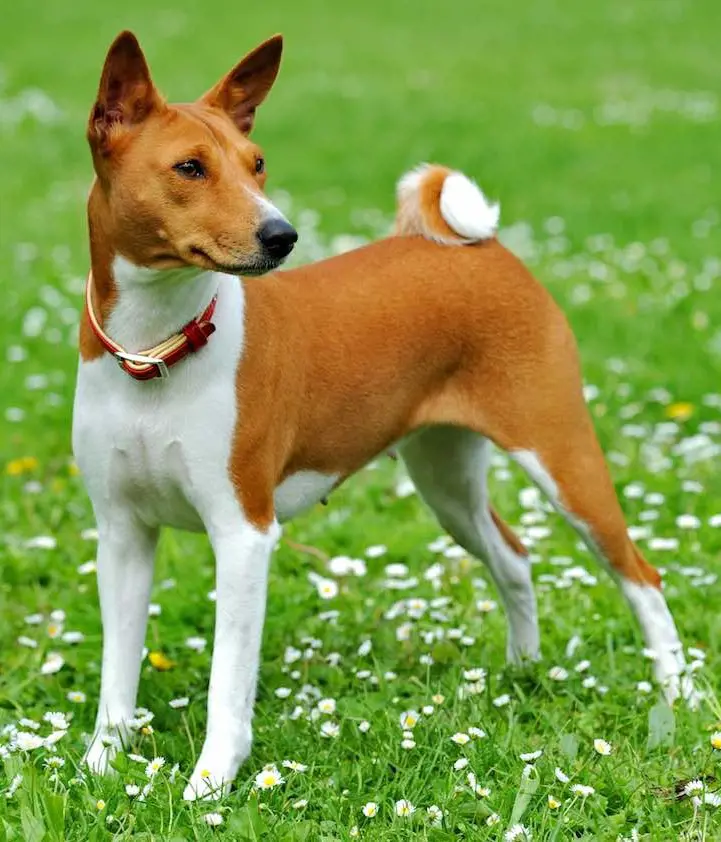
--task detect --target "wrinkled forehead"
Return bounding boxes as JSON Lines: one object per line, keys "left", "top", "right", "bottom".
{"left": 137, "top": 103, "right": 259, "bottom": 164}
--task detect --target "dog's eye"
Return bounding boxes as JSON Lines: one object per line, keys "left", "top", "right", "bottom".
{"left": 255, "top": 157, "right": 265, "bottom": 174}
{"left": 173, "top": 159, "right": 206, "bottom": 179}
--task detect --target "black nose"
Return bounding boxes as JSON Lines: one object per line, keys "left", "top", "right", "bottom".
{"left": 257, "top": 218, "right": 298, "bottom": 260}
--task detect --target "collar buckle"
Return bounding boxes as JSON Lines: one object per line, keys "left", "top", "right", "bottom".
{"left": 113, "top": 350, "right": 170, "bottom": 379}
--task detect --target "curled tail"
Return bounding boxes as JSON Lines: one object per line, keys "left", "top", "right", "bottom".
{"left": 395, "top": 163, "right": 500, "bottom": 244}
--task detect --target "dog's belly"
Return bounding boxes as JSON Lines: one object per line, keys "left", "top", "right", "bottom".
{"left": 274, "top": 470, "right": 340, "bottom": 522}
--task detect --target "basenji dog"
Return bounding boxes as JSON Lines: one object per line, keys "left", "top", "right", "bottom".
{"left": 74, "top": 30, "right": 696, "bottom": 800}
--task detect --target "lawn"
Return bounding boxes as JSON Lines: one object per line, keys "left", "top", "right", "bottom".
{"left": 1, "top": 0, "right": 720, "bottom": 839}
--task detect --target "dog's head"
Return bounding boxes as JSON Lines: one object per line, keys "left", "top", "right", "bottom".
{"left": 88, "top": 31, "right": 296, "bottom": 276}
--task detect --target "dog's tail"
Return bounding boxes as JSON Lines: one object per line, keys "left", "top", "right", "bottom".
{"left": 394, "top": 163, "right": 499, "bottom": 244}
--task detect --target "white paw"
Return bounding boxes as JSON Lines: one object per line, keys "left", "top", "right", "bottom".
{"left": 83, "top": 732, "right": 122, "bottom": 775}
{"left": 183, "top": 766, "right": 233, "bottom": 801}
{"left": 183, "top": 732, "right": 249, "bottom": 801}
{"left": 659, "top": 664, "right": 701, "bottom": 710}
{"left": 680, "top": 674, "right": 702, "bottom": 710}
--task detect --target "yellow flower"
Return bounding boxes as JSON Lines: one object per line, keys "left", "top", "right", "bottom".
{"left": 711, "top": 731, "right": 721, "bottom": 751}
{"left": 148, "top": 651, "right": 175, "bottom": 671}
{"left": 6, "top": 456, "right": 38, "bottom": 476}
{"left": 96, "top": 799, "right": 106, "bottom": 810}
{"left": 548, "top": 795, "right": 561, "bottom": 809}
{"left": 68, "top": 462, "right": 81, "bottom": 476}
{"left": 665, "top": 402, "right": 694, "bottom": 421}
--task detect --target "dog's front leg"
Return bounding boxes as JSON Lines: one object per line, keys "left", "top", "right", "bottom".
{"left": 183, "top": 518, "right": 280, "bottom": 801}
{"left": 84, "top": 515, "right": 159, "bottom": 774}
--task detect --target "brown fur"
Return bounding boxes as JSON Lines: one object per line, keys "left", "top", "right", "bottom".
{"left": 231, "top": 236, "right": 659, "bottom": 587}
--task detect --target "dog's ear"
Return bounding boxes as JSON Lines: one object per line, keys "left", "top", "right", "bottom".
{"left": 88, "top": 31, "right": 163, "bottom": 155}
{"left": 200, "top": 35, "right": 283, "bottom": 135}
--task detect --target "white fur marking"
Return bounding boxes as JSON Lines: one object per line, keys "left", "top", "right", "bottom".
{"left": 244, "top": 186, "right": 290, "bottom": 224}
{"left": 396, "top": 165, "right": 426, "bottom": 203}
{"left": 275, "top": 471, "right": 339, "bottom": 522}
{"left": 396, "top": 163, "right": 499, "bottom": 244}
{"left": 440, "top": 172, "right": 500, "bottom": 240}
{"left": 621, "top": 581, "right": 693, "bottom": 704}
{"left": 109, "top": 256, "right": 219, "bottom": 351}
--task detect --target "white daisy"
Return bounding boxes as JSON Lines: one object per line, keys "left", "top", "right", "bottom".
{"left": 571, "top": 784, "right": 595, "bottom": 797}
{"left": 67, "top": 691, "right": 86, "bottom": 704}
{"left": 427, "top": 804, "right": 443, "bottom": 826}
{"left": 683, "top": 780, "right": 704, "bottom": 796}
{"left": 40, "top": 652, "right": 65, "bottom": 675}
{"left": 320, "top": 721, "right": 340, "bottom": 739}
{"left": 593, "top": 738, "right": 612, "bottom": 756}
{"left": 395, "top": 799, "right": 415, "bottom": 817}
{"left": 14, "top": 732, "right": 44, "bottom": 750}
{"left": 505, "top": 824, "right": 531, "bottom": 840}
{"left": 145, "top": 756, "right": 165, "bottom": 778}
{"left": 357, "top": 640, "right": 372, "bottom": 657}
{"left": 254, "top": 765, "right": 284, "bottom": 790}
{"left": 362, "top": 801, "right": 378, "bottom": 817}
{"left": 282, "top": 760, "right": 308, "bottom": 772}
{"left": 399, "top": 710, "right": 420, "bottom": 729}
{"left": 317, "top": 698, "right": 336, "bottom": 715}
{"left": 316, "top": 578, "right": 339, "bottom": 600}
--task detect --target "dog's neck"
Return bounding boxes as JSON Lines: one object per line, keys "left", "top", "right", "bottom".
{"left": 105, "top": 256, "right": 219, "bottom": 351}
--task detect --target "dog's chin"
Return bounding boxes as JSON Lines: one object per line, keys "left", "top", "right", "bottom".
{"left": 186, "top": 248, "right": 287, "bottom": 277}
{"left": 235, "top": 256, "right": 287, "bottom": 277}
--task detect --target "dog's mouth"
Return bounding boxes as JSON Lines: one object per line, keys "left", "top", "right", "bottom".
{"left": 188, "top": 246, "right": 286, "bottom": 276}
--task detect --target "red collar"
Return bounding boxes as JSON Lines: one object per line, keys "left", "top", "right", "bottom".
{"left": 85, "top": 272, "right": 218, "bottom": 380}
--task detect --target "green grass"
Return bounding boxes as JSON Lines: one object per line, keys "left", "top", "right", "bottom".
{"left": 1, "top": 0, "right": 721, "bottom": 838}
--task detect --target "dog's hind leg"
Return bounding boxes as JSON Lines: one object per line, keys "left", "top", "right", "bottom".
{"left": 505, "top": 415, "right": 696, "bottom": 706}
{"left": 400, "top": 426, "right": 540, "bottom": 664}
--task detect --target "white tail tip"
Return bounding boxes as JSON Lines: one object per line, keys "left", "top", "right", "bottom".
{"left": 395, "top": 163, "right": 500, "bottom": 244}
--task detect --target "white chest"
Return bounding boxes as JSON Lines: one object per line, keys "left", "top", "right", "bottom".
{"left": 74, "top": 274, "right": 243, "bottom": 531}
{"left": 73, "top": 272, "right": 336, "bottom": 531}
